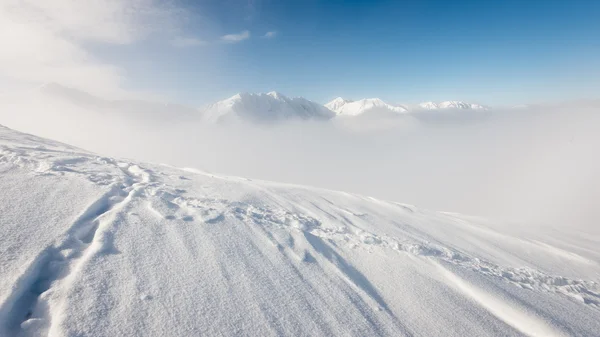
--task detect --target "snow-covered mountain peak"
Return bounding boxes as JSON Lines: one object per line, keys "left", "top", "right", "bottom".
{"left": 325, "top": 97, "right": 354, "bottom": 112}
{"left": 330, "top": 97, "right": 352, "bottom": 104}
{"left": 202, "top": 92, "right": 335, "bottom": 123}
{"left": 439, "top": 101, "right": 485, "bottom": 110}
{"left": 356, "top": 98, "right": 393, "bottom": 107}
{"left": 326, "top": 97, "right": 407, "bottom": 116}
{"left": 417, "top": 101, "right": 487, "bottom": 110}
{"left": 266, "top": 91, "right": 285, "bottom": 99}
{"left": 418, "top": 101, "right": 438, "bottom": 110}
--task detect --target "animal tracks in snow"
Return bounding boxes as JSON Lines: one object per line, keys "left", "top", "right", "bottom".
{"left": 140, "top": 180, "right": 600, "bottom": 310}
{"left": 1, "top": 181, "right": 139, "bottom": 336}
{"left": 0, "top": 145, "right": 155, "bottom": 336}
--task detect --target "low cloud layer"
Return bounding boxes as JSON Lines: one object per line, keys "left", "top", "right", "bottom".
{"left": 1, "top": 89, "right": 598, "bottom": 232}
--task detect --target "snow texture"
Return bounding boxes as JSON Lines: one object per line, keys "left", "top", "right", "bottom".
{"left": 0, "top": 124, "right": 599, "bottom": 337}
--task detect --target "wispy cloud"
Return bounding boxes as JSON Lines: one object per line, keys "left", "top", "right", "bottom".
{"left": 0, "top": 0, "right": 186, "bottom": 98}
{"left": 263, "top": 31, "right": 277, "bottom": 39}
{"left": 221, "top": 30, "right": 250, "bottom": 43}
{"left": 171, "top": 36, "right": 206, "bottom": 48}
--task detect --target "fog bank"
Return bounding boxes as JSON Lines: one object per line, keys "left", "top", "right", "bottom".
{"left": 1, "top": 91, "right": 598, "bottom": 230}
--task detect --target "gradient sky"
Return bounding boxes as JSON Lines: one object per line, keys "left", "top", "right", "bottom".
{"left": 2, "top": 0, "right": 600, "bottom": 106}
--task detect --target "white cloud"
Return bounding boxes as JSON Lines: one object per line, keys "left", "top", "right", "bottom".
{"left": 171, "top": 36, "right": 206, "bottom": 48}
{"left": 0, "top": 0, "right": 185, "bottom": 98}
{"left": 221, "top": 30, "right": 250, "bottom": 43}
{"left": 263, "top": 31, "right": 277, "bottom": 39}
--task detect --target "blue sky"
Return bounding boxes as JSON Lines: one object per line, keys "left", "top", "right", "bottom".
{"left": 2, "top": 0, "right": 599, "bottom": 106}
{"left": 169, "top": 0, "right": 600, "bottom": 106}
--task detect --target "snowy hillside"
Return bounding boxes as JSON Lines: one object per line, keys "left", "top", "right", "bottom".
{"left": 202, "top": 92, "right": 335, "bottom": 123}
{"left": 418, "top": 101, "right": 487, "bottom": 110}
{"left": 1, "top": 124, "right": 599, "bottom": 336}
{"left": 325, "top": 98, "right": 408, "bottom": 116}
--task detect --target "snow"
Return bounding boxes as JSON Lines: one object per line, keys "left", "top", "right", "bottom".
{"left": 325, "top": 98, "right": 408, "bottom": 116}
{"left": 202, "top": 92, "right": 335, "bottom": 123}
{"left": 417, "top": 101, "right": 439, "bottom": 110}
{"left": 326, "top": 98, "right": 487, "bottom": 116}
{"left": 418, "top": 101, "right": 487, "bottom": 110}
{"left": 324, "top": 97, "right": 354, "bottom": 112}
{"left": 1, "top": 124, "right": 599, "bottom": 336}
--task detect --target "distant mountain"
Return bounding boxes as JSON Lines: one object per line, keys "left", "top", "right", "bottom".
{"left": 27, "top": 84, "right": 490, "bottom": 125}
{"left": 417, "top": 101, "right": 487, "bottom": 110}
{"left": 325, "top": 97, "right": 407, "bottom": 116}
{"left": 324, "top": 97, "right": 354, "bottom": 112}
{"left": 36, "top": 83, "right": 200, "bottom": 119}
{"left": 202, "top": 92, "right": 335, "bottom": 123}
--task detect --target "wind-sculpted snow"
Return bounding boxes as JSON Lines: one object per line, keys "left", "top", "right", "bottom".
{"left": 1, "top": 124, "right": 599, "bottom": 336}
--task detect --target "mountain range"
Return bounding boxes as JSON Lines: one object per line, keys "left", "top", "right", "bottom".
{"left": 6, "top": 83, "right": 489, "bottom": 123}
{"left": 201, "top": 93, "right": 487, "bottom": 122}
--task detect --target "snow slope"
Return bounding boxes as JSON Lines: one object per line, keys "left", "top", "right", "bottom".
{"left": 1, "top": 124, "right": 599, "bottom": 337}
{"left": 325, "top": 98, "right": 408, "bottom": 116}
{"left": 418, "top": 101, "right": 487, "bottom": 110}
{"left": 202, "top": 92, "right": 335, "bottom": 123}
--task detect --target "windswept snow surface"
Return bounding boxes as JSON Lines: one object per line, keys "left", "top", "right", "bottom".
{"left": 202, "top": 92, "right": 335, "bottom": 123}
{"left": 1, "top": 125, "right": 599, "bottom": 337}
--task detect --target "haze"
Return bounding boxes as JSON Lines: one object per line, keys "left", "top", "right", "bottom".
{"left": 1, "top": 90, "right": 598, "bottom": 232}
